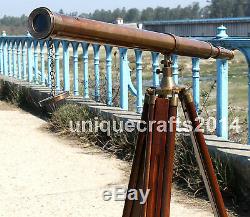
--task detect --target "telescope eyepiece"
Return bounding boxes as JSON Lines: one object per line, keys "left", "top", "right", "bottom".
{"left": 28, "top": 7, "right": 54, "bottom": 40}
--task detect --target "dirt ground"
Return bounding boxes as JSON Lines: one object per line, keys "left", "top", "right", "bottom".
{"left": 0, "top": 100, "right": 214, "bottom": 217}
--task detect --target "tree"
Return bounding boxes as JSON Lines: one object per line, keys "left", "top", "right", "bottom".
{"left": 234, "top": 4, "right": 245, "bottom": 17}
{"left": 168, "top": 5, "right": 183, "bottom": 20}
{"left": 154, "top": 7, "right": 168, "bottom": 20}
{"left": 200, "top": 6, "right": 211, "bottom": 18}
{"left": 79, "top": 13, "right": 89, "bottom": 18}
{"left": 233, "top": 0, "right": 250, "bottom": 17}
{"left": 209, "top": 0, "right": 234, "bottom": 18}
{"left": 124, "top": 8, "right": 140, "bottom": 22}
{"left": 141, "top": 7, "right": 155, "bottom": 21}
{"left": 190, "top": 2, "right": 201, "bottom": 19}
{"left": 207, "top": 0, "right": 250, "bottom": 18}
{"left": 91, "top": 9, "right": 114, "bottom": 22}
{"left": 121, "top": 7, "right": 127, "bottom": 18}
{"left": 112, "top": 8, "right": 126, "bottom": 20}
{"left": 68, "top": 12, "right": 78, "bottom": 17}
{"left": 244, "top": 0, "right": 250, "bottom": 16}
{"left": 58, "top": 9, "right": 64, "bottom": 14}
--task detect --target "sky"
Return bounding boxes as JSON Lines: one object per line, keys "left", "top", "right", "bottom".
{"left": 0, "top": 0, "right": 209, "bottom": 17}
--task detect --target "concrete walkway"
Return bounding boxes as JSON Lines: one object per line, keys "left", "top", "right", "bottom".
{"left": 0, "top": 101, "right": 213, "bottom": 217}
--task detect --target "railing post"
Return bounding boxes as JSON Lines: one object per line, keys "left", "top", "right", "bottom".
{"left": 172, "top": 54, "right": 179, "bottom": 85}
{"left": 216, "top": 59, "right": 228, "bottom": 139}
{"left": 0, "top": 37, "right": 3, "bottom": 75}
{"left": 17, "top": 42, "right": 21, "bottom": 79}
{"left": 12, "top": 42, "right": 17, "bottom": 78}
{"left": 82, "top": 42, "right": 89, "bottom": 99}
{"left": 216, "top": 25, "right": 229, "bottom": 140}
{"left": 119, "top": 48, "right": 129, "bottom": 110}
{"left": 192, "top": 57, "right": 200, "bottom": 111}
{"left": 151, "top": 52, "right": 160, "bottom": 87}
{"left": 135, "top": 49, "right": 143, "bottom": 113}
{"left": 54, "top": 40, "right": 60, "bottom": 92}
{"left": 62, "top": 41, "right": 70, "bottom": 92}
{"left": 21, "top": 41, "right": 27, "bottom": 80}
{"left": 27, "top": 33, "right": 33, "bottom": 82}
{"left": 2, "top": 31, "right": 7, "bottom": 76}
{"left": 7, "top": 41, "right": 12, "bottom": 77}
{"left": 93, "top": 44, "right": 100, "bottom": 102}
{"left": 72, "top": 42, "right": 79, "bottom": 96}
{"left": 39, "top": 41, "right": 45, "bottom": 85}
{"left": 248, "top": 58, "right": 250, "bottom": 145}
{"left": 33, "top": 41, "right": 38, "bottom": 83}
{"left": 239, "top": 47, "right": 250, "bottom": 145}
{"left": 105, "top": 45, "right": 113, "bottom": 106}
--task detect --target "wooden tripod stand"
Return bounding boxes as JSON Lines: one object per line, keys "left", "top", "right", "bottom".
{"left": 122, "top": 56, "right": 228, "bottom": 217}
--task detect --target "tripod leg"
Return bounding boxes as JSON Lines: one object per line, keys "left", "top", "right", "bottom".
{"left": 130, "top": 140, "right": 147, "bottom": 217}
{"left": 160, "top": 95, "right": 178, "bottom": 217}
{"left": 142, "top": 94, "right": 156, "bottom": 217}
{"left": 147, "top": 98, "right": 169, "bottom": 217}
{"left": 180, "top": 89, "right": 228, "bottom": 217}
{"left": 123, "top": 95, "right": 150, "bottom": 217}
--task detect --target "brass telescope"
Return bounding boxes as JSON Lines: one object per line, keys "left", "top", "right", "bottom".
{"left": 28, "top": 7, "right": 234, "bottom": 60}
{"left": 28, "top": 7, "right": 231, "bottom": 217}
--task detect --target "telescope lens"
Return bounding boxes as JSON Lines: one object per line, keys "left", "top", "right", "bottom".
{"left": 33, "top": 14, "right": 50, "bottom": 33}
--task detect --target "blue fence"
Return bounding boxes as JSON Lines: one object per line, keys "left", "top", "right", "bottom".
{"left": 1, "top": 26, "right": 250, "bottom": 144}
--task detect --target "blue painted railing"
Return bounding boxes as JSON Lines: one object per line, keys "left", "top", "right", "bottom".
{"left": 0, "top": 27, "right": 250, "bottom": 144}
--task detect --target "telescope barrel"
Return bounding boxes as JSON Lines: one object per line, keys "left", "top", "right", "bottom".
{"left": 28, "top": 7, "right": 234, "bottom": 60}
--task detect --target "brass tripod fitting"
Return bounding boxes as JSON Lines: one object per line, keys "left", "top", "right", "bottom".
{"left": 160, "top": 67, "right": 175, "bottom": 93}
{"left": 157, "top": 55, "right": 176, "bottom": 96}
{"left": 180, "top": 88, "right": 194, "bottom": 104}
{"left": 146, "top": 88, "right": 157, "bottom": 105}
{"left": 170, "top": 94, "right": 179, "bottom": 107}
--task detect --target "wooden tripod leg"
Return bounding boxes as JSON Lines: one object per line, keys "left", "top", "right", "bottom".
{"left": 123, "top": 95, "right": 150, "bottom": 217}
{"left": 160, "top": 95, "right": 178, "bottom": 217}
{"left": 142, "top": 94, "right": 157, "bottom": 217}
{"left": 130, "top": 141, "right": 147, "bottom": 217}
{"left": 147, "top": 98, "right": 169, "bottom": 217}
{"left": 180, "top": 89, "right": 228, "bottom": 217}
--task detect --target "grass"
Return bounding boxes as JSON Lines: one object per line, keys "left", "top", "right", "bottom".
{"left": 50, "top": 104, "right": 137, "bottom": 161}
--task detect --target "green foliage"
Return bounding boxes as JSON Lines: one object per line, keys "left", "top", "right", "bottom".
{"left": 87, "top": 0, "right": 250, "bottom": 21}
{"left": 124, "top": 8, "right": 140, "bottom": 22}
{"left": 208, "top": 0, "right": 250, "bottom": 18}
{"left": 49, "top": 103, "right": 137, "bottom": 160}
{"left": 0, "top": 14, "right": 27, "bottom": 35}
{"left": 0, "top": 14, "right": 27, "bottom": 26}
{"left": 1, "top": 81, "right": 29, "bottom": 106}
{"left": 141, "top": 7, "right": 155, "bottom": 21}
{"left": 50, "top": 104, "right": 91, "bottom": 131}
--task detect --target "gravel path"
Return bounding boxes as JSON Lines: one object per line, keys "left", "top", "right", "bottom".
{"left": 0, "top": 101, "right": 213, "bottom": 217}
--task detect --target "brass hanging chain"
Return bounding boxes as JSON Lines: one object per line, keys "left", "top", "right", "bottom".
{"left": 48, "top": 38, "right": 56, "bottom": 97}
